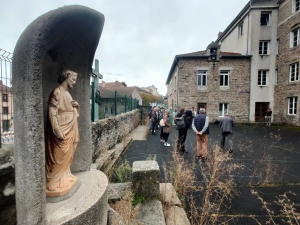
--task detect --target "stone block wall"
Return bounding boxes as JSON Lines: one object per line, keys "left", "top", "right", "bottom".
{"left": 274, "top": 0, "right": 300, "bottom": 125}
{"left": 175, "top": 57, "right": 251, "bottom": 123}
{"left": 91, "top": 109, "right": 140, "bottom": 162}
{"left": 0, "top": 109, "right": 141, "bottom": 224}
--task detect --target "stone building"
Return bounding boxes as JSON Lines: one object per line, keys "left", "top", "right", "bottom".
{"left": 0, "top": 81, "right": 13, "bottom": 132}
{"left": 274, "top": 0, "right": 300, "bottom": 125}
{"left": 166, "top": 43, "right": 251, "bottom": 123}
{"left": 216, "top": 0, "right": 279, "bottom": 122}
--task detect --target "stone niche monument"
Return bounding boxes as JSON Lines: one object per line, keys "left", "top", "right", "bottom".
{"left": 12, "top": 5, "right": 108, "bottom": 225}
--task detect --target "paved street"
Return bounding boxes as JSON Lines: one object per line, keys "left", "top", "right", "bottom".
{"left": 118, "top": 124, "right": 300, "bottom": 224}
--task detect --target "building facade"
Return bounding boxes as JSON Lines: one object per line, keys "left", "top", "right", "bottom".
{"left": 216, "top": 0, "right": 279, "bottom": 122}
{"left": 166, "top": 46, "right": 251, "bottom": 123}
{"left": 274, "top": 0, "right": 300, "bottom": 125}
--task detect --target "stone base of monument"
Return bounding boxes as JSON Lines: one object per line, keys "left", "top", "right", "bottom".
{"left": 46, "top": 177, "right": 79, "bottom": 197}
{"left": 46, "top": 169, "right": 108, "bottom": 225}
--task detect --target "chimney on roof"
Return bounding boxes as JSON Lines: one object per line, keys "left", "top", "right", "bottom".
{"left": 218, "top": 31, "right": 223, "bottom": 38}
{"left": 102, "top": 80, "right": 105, "bottom": 88}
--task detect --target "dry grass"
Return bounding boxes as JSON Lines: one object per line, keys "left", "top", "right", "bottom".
{"left": 251, "top": 190, "right": 300, "bottom": 225}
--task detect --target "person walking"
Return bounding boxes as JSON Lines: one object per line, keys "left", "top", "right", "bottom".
{"left": 266, "top": 108, "right": 272, "bottom": 126}
{"left": 185, "top": 107, "right": 193, "bottom": 129}
{"left": 163, "top": 110, "right": 172, "bottom": 146}
{"left": 192, "top": 108, "right": 209, "bottom": 161}
{"left": 219, "top": 114, "right": 234, "bottom": 153}
{"left": 175, "top": 108, "right": 189, "bottom": 153}
{"left": 159, "top": 109, "right": 165, "bottom": 142}
{"left": 150, "top": 106, "right": 158, "bottom": 135}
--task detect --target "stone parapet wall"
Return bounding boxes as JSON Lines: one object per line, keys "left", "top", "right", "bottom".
{"left": 92, "top": 109, "right": 140, "bottom": 162}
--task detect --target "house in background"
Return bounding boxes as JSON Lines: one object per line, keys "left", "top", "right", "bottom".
{"left": 98, "top": 81, "right": 142, "bottom": 117}
{"left": 141, "top": 85, "right": 158, "bottom": 96}
{"left": 166, "top": 42, "right": 251, "bottom": 123}
{"left": 0, "top": 80, "right": 13, "bottom": 132}
{"left": 274, "top": 0, "right": 300, "bottom": 125}
{"left": 216, "top": 0, "right": 279, "bottom": 122}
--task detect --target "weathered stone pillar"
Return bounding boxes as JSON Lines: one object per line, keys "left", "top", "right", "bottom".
{"left": 12, "top": 5, "right": 104, "bottom": 224}
{"left": 132, "top": 161, "right": 160, "bottom": 199}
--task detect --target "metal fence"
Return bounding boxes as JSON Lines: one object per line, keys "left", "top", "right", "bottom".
{"left": 0, "top": 49, "right": 14, "bottom": 146}
{"left": 98, "top": 89, "right": 139, "bottom": 119}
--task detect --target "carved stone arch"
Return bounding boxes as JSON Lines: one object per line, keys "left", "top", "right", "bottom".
{"left": 12, "top": 6, "right": 104, "bottom": 224}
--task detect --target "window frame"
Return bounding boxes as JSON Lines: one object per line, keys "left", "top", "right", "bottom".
{"left": 197, "top": 70, "right": 207, "bottom": 87}
{"left": 219, "top": 103, "right": 228, "bottom": 117}
{"left": 277, "top": 39, "right": 280, "bottom": 54}
{"left": 293, "top": 0, "right": 300, "bottom": 12}
{"left": 2, "top": 107, "right": 8, "bottom": 115}
{"left": 260, "top": 12, "right": 270, "bottom": 26}
{"left": 288, "top": 97, "right": 297, "bottom": 115}
{"left": 291, "top": 28, "right": 300, "bottom": 47}
{"left": 239, "top": 23, "right": 243, "bottom": 36}
{"left": 289, "top": 62, "right": 299, "bottom": 82}
{"left": 259, "top": 41, "right": 270, "bottom": 55}
{"left": 2, "top": 94, "right": 8, "bottom": 102}
{"left": 258, "top": 70, "right": 268, "bottom": 86}
{"left": 220, "top": 70, "right": 229, "bottom": 87}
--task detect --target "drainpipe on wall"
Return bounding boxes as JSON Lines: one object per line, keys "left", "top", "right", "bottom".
{"left": 176, "top": 60, "right": 179, "bottom": 108}
{"left": 248, "top": 57, "right": 252, "bottom": 123}
{"left": 246, "top": 0, "right": 251, "bottom": 55}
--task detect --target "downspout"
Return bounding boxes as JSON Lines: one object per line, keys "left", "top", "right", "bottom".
{"left": 246, "top": 0, "right": 251, "bottom": 55}
{"left": 248, "top": 58, "right": 251, "bottom": 123}
{"left": 176, "top": 59, "right": 179, "bottom": 108}
{"left": 247, "top": 0, "right": 252, "bottom": 123}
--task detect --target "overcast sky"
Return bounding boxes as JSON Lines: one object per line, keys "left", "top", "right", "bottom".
{"left": 0, "top": 0, "right": 249, "bottom": 95}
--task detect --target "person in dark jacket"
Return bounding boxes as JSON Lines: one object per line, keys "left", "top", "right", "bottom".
{"left": 185, "top": 107, "right": 193, "bottom": 129}
{"left": 220, "top": 114, "right": 234, "bottom": 153}
{"left": 159, "top": 109, "right": 165, "bottom": 142}
{"left": 266, "top": 108, "right": 272, "bottom": 126}
{"left": 192, "top": 108, "right": 209, "bottom": 161}
{"left": 175, "top": 108, "right": 189, "bottom": 153}
{"left": 150, "top": 106, "right": 158, "bottom": 134}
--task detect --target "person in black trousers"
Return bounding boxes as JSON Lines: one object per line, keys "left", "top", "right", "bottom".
{"left": 175, "top": 108, "right": 189, "bottom": 153}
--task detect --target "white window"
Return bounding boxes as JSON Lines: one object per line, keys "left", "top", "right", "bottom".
{"left": 239, "top": 23, "right": 243, "bottom": 36}
{"left": 288, "top": 97, "right": 297, "bottom": 115}
{"left": 258, "top": 70, "right": 268, "bottom": 86}
{"left": 293, "top": 0, "right": 300, "bottom": 12}
{"left": 260, "top": 12, "right": 270, "bottom": 26}
{"left": 291, "top": 28, "right": 300, "bottom": 47}
{"left": 275, "top": 69, "right": 278, "bottom": 85}
{"left": 219, "top": 103, "right": 228, "bottom": 116}
{"left": 259, "top": 41, "right": 269, "bottom": 55}
{"left": 220, "top": 71, "right": 229, "bottom": 86}
{"left": 197, "top": 70, "right": 207, "bottom": 86}
{"left": 289, "top": 62, "right": 299, "bottom": 82}
{"left": 277, "top": 39, "right": 280, "bottom": 54}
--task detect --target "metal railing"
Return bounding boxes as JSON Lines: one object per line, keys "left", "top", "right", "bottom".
{"left": 98, "top": 89, "right": 139, "bottom": 119}
{"left": 0, "top": 49, "right": 14, "bottom": 146}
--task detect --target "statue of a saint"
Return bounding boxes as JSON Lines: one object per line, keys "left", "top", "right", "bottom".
{"left": 45, "top": 70, "right": 79, "bottom": 195}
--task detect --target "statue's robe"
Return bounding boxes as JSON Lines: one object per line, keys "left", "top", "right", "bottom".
{"left": 45, "top": 86, "right": 79, "bottom": 189}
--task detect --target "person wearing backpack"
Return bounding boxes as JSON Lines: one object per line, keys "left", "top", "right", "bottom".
{"left": 175, "top": 108, "right": 189, "bottom": 153}
{"left": 192, "top": 108, "right": 209, "bottom": 161}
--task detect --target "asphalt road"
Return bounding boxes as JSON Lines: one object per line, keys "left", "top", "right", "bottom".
{"left": 118, "top": 124, "right": 300, "bottom": 224}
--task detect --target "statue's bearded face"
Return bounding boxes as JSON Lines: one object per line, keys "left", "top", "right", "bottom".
{"left": 66, "top": 73, "right": 78, "bottom": 89}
